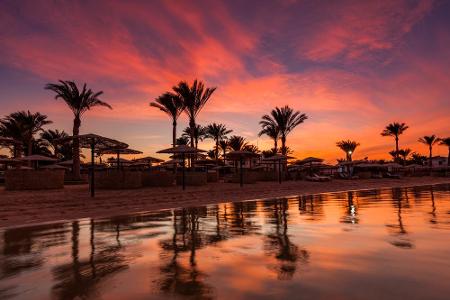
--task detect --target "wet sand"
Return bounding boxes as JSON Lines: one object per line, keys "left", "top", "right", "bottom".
{"left": 1, "top": 176, "right": 449, "bottom": 228}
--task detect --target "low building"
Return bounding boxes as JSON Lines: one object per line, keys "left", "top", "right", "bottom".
{"left": 428, "top": 156, "right": 448, "bottom": 168}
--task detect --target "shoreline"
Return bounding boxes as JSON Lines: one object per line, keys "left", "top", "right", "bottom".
{"left": 1, "top": 176, "right": 449, "bottom": 228}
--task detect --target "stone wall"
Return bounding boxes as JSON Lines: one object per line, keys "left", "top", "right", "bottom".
{"left": 142, "top": 171, "right": 175, "bottom": 187}
{"left": 176, "top": 172, "right": 207, "bottom": 186}
{"left": 94, "top": 170, "right": 142, "bottom": 189}
{"left": 5, "top": 169, "right": 65, "bottom": 190}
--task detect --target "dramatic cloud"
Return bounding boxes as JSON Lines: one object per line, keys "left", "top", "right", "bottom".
{"left": 1, "top": 0, "right": 449, "bottom": 161}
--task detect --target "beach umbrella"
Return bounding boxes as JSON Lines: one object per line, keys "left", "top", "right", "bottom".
{"left": 262, "top": 154, "right": 293, "bottom": 184}
{"left": 98, "top": 148, "right": 143, "bottom": 169}
{"left": 56, "top": 134, "right": 128, "bottom": 197}
{"left": 20, "top": 155, "right": 57, "bottom": 169}
{"left": 226, "top": 151, "right": 259, "bottom": 187}
{"left": 134, "top": 156, "right": 164, "bottom": 167}
{"left": 57, "top": 159, "right": 74, "bottom": 167}
{"left": 157, "top": 145, "right": 206, "bottom": 190}
{"left": 41, "top": 164, "right": 69, "bottom": 170}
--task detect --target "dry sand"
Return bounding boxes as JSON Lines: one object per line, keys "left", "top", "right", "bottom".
{"left": 1, "top": 176, "right": 449, "bottom": 228}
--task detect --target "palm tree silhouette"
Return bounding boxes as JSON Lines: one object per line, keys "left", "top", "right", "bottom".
{"left": 150, "top": 92, "right": 184, "bottom": 147}
{"left": 336, "top": 140, "right": 360, "bottom": 161}
{"left": 260, "top": 106, "right": 307, "bottom": 155}
{"left": 439, "top": 137, "right": 450, "bottom": 167}
{"left": 258, "top": 123, "right": 280, "bottom": 153}
{"left": 41, "top": 129, "right": 69, "bottom": 157}
{"left": 204, "top": 123, "right": 232, "bottom": 162}
{"left": 182, "top": 125, "right": 206, "bottom": 149}
{"left": 227, "top": 135, "right": 247, "bottom": 151}
{"left": 381, "top": 122, "right": 409, "bottom": 161}
{"left": 219, "top": 140, "right": 229, "bottom": 162}
{"left": 172, "top": 80, "right": 216, "bottom": 149}
{"left": 397, "top": 148, "right": 411, "bottom": 166}
{"left": 418, "top": 135, "right": 439, "bottom": 167}
{"left": 0, "top": 111, "right": 52, "bottom": 158}
{"left": 45, "top": 81, "right": 112, "bottom": 180}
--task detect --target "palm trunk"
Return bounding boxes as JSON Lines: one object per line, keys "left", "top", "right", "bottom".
{"left": 429, "top": 146, "right": 432, "bottom": 168}
{"left": 172, "top": 120, "right": 177, "bottom": 147}
{"left": 215, "top": 139, "right": 219, "bottom": 164}
{"left": 281, "top": 134, "right": 286, "bottom": 155}
{"left": 274, "top": 138, "right": 278, "bottom": 153}
{"left": 189, "top": 119, "right": 195, "bottom": 149}
{"left": 395, "top": 136, "right": 399, "bottom": 160}
{"left": 73, "top": 116, "right": 81, "bottom": 180}
{"left": 27, "top": 138, "right": 33, "bottom": 167}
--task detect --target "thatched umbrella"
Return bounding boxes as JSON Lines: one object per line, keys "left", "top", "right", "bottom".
{"left": 134, "top": 156, "right": 164, "bottom": 167}
{"left": 57, "top": 134, "right": 128, "bottom": 197}
{"left": 226, "top": 150, "right": 259, "bottom": 187}
{"left": 99, "top": 148, "right": 143, "bottom": 169}
{"left": 262, "top": 154, "right": 294, "bottom": 184}
{"left": 157, "top": 145, "right": 206, "bottom": 190}
{"left": 20, "top": 155, "right": 57, "bottom": 169}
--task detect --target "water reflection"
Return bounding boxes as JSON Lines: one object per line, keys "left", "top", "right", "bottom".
{"left": 0, "top": 184, "right": 450, "bottom": 299}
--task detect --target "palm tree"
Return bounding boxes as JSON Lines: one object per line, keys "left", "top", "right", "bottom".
{"left": 41, "top": 129, "right": 69, "bottom": 157}
{"left": 397, "top": 148, "right": 411, "bottom": 166}
{"left": 410, "top": 152, "right": 427, "bottom": 166}
{"left": 205, "top": 123, "right": 232, "bottom": 162}
{"left": 219, "top": 140, "right": 229, "bottom": 161}
{"left": 228, "top": 135, "right": 247, "bottom": 151}
{"left": 258, "top": 123, "right": 280, "bottom": 153}
{"left": 150, "top": 92, "right": 184, "bottom": 147}
{"left": 176, "top": 136, "right": 189, "bottom": 145}
{"left": 172, "top": 80, "right": 216, "bottom": 148}
{"left": 45, "top": 80, "right": 112, "bottom": 180}
{"left": 439, "top": 137, "right": 450, "bottom": 167}
{"left": 0, "top": 111, "right": 52, "bottom": 158}
{"left": 381, "top": 122, "right": 409, "bottom": 160}
{"left": 336, "top": 140, "right": 360, "bottom": 161}
{"left": 260, "top": 106, "right": 307, "bottom": 155}
{"left": 243, "top": 144, "right": 260, "bottom": 154}
{"left": 418, "top": 135, "right": 439, "bottom": 167}
{"left": 182, "top": 125, "right": 207, "bottom": 149}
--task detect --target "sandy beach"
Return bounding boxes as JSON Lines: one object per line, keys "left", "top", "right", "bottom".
{"left": 0, "top": 176, "right": 449, "bottom": 228}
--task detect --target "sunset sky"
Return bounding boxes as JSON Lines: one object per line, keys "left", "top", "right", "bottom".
{"left": 1, "top": 0, "right": 449, "bottom": 162}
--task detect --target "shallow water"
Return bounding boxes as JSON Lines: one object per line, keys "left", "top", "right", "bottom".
{"left": 1, "top": 184, "right": 450, "bottom": 300}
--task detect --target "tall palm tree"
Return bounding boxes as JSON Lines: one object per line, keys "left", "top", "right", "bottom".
{"left": 45, "top": 80, "right": 112, "bottom": 180}
{"left": 41, "top": 129, "right": 69, "bottom": 157}
{"left": 228, "top": 135, "right": 247, "bottom": 151}
{"left": 336, "top": 140, "right": 360, "bottom": 161}
{"left": 410, "top": 152, "right": 427, "bottom": 166}
{"left": 258, "top": 123, "right": 279, "bottom": 153}
{"left": 150, "top": 92, "right": 184, "bottom": 147}
{"left": 260, "top": 106, "right": 307, "bottom": 155}
{"left": 0, "top": 111, "right": 52, "bottom": 157}
{"left": 172, "top": 80, "right": 216, "bottom": 149}
{"left": 243, "top": 144, "right": 260, "bottom": 154}
{"left": 418, "top": 135, "right": 439, "bottom": 167}
{"left": 439, "top": 137, "right": 450, "bottom": 167}
{"left": 205, "top": 123, "right": 232, "bottom": 162}
{"left": 381, "top": 122, "right": 409, "bottom": 160}
{"left": 182, "top": 125, "right": 207, "bottom": 149}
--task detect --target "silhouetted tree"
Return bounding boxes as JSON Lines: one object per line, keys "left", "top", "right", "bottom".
{"left": 0, "top": 111, "right": 52, "bottom": 158}
{"left": 336, "top": 140, "right": 360, "bottom": 161}
{"left": 228, "top": 135, "right": 247, "bottom": 151}
{"left": 182, "top": 125, "right": 206, "bottom": 149}
{"left": 205, "top": 123, "right": 232, "bottom": 162}
{"left": 439, "top": 137, "right": 450, "bottom": 167}
{"left": 381, "top": 122, "right": 408, "bottom": 161}
{"left": 45, "top": 81, "right": 112, "bottom": 180}
{"left": 418, "top": 135, "right": 439, "bottom": 167}
{"left": 172, "top": 80, "right": 216, "bottom": 149}
{"left": 258, "top": 123, "right": 279, "bottom": 153}
{"left": 150, "top": 92, "right": 184, "bottom": 147}
{"left": 41, "top": 129, "right": 69, "bottom": 157}
{"left": 260, "top": 106, "right": 307, "bottom": 155}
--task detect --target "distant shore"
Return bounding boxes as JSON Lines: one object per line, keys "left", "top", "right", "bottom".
{"left": 1, "top": 176, "right": 449, "bottom": 228}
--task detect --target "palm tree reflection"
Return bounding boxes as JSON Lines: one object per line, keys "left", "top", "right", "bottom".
{"left": 340, "top": 191, "right": 359, "bottom": 224}
{"left": 265, "top": 199, "right": 309, "bottom": 280}
{"left": 386, "top": 188, "right": 414, "bottom": 249}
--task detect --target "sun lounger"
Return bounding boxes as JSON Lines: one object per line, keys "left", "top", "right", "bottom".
{"left": 385, "top": 172, "right": 401, "bottom": 179}
{"left": 313, "top": 174, "right": 331, "bottom": 182}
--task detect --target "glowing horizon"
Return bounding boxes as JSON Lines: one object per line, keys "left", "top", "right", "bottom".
{"left": 1, "top": 0, "right": 449, "bottom": 163}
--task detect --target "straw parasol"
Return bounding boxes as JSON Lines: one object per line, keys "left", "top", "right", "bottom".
{"left": 41, "top": 164, "right": 69, "bottom": 170}
{"left": 134, "top": 156, "right": 164, "bottom": 166}
{"left": 20, "top": 155, "right": 57, "bottom": 169}
{"left": 262, "top": 154, "right": 294, "bottom": 184}
{"left": 56, "top": 134, "right": 128, "bottom": 197}
{"left": 157, "top": 145, "right": 206, "bottom": 190}
{"left": 98, "top": 147, "right": 143, "bottom": 169}
{"left": 57, "top": 160, "right": 74, "bottom": 167}
{"left": 226, "top": 150, "right": 259, "bottom": 187}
